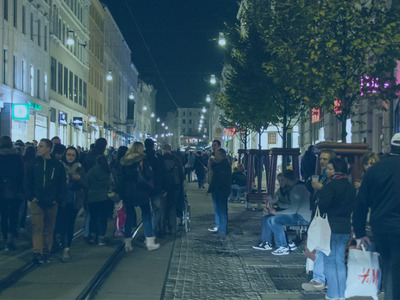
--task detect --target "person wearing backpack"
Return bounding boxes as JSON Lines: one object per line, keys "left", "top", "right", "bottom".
{"left": 161, "top": 144, "right": 184, "bottom": 235}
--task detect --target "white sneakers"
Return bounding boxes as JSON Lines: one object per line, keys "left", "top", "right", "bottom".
{"left": 301, "top": 280, "right": 325, "bottom": 291}
{"left": 208, "top": 226, "right": 218, "bottom": 233}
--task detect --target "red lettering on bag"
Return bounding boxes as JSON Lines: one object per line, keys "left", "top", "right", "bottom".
{"left": 372, "top": 269, "right": 379, "bottom": 285}
{"left": 359, "top": 268, "right": 370, "bottom": 284}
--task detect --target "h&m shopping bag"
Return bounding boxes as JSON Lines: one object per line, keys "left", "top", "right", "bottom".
{"left": 306, "top": 206, "right": 331, "bottom": 256}
{"left": 345, "top": 246, "right": 380, "bottom": 300}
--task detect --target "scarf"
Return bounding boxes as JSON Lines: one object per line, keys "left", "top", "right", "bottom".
{"left": 328, "top": 172, "right": 348, "bottom": 182}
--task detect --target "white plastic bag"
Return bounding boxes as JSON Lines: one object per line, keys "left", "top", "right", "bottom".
{"left": 306, "top": 206, "right": 331, "bottom": 256}
{"left": 305, "top": 258, "right": 314, "bottom": 274}
{"left": 345, "top": 246, "right": 380, "bottom": 300}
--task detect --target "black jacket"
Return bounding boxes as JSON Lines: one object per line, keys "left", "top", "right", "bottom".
{"left": 232, "top": 170, "right": 246, "bottom": 187}
{"left": 161, "top": 153, "right": 184, "bottom": 191}
{"left": 144, "top": 149, "right": 164, "bottom": 194}
{"left": 0, "top": 148, "right": 24, "bottom": 201}
{"left": 208, "top": 158, "right": 232, "bottom": 195}
{"left": 82, "top": 147, "right": 104, "bottom": 172}
{"left": 119, "top": 152, "right": 153, "bottom": 206}
{"left": 353, "top": 155, "right": 400, "bottom": 237}
{"left": 25, "top": 157, "right": 66, "bottom": 207}
{"left": 194, "top": 155, "right": 207, "bottom": 177}
{"left": 318, "top": 177, "right": 356, "bottom": 234}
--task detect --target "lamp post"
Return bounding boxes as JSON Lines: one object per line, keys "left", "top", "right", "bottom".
{"left": 218, "top": 32, "right": 226, "bottom": 46}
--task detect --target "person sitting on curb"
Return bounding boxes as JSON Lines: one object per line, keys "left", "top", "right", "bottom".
{"left": 253, "top": 170, "right": 310, "bottom": 255}
{"left": 229, "top": 164, "right": 246, "bottom": 203}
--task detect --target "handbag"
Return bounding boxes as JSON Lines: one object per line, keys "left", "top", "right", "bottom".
{"left": 114, "top": 200, "right": 126, "bottom": 236}
{"left": 345, "top": 245, "right": 380, "bottom": 300}
{"left": 306, "top": 206, "right": 331, "bottom": 256}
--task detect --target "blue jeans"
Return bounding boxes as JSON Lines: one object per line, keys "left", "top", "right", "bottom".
{"left": 229, "top": 185, "right": 246, "bottom": 201}
{"left": 268, "top": 213, "right": 309, "bottom": 247}
{"left": 140, "top": 202, "right": 154, "bottom": 237}
{"left": 211, "top": 192, "right": 220, "bottom": 228}
{"left": 313, "top": 250, "right": 326, "bottom": 285}
{"left": 213, "top": 191, "right": 228, "bottom": 235}
{"left": 323, "top": 233, "right": 350, "bottom": 299}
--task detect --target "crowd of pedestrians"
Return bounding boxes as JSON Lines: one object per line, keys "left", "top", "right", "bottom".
{"left": 0, "top": 135, "right": 187, "bottom": 264}
{"left": 1, "top": 134, "right": 399, "bottom": 300}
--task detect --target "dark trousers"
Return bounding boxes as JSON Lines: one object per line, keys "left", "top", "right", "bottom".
{"left": 58, "top": 204, "right": 78, "bottom": 248}
{"left": 88, "top": 200, "right": 109, "bottom": 237}
{"left": 0, "top": 198, "right": 20, "bottom": 237}
{"left": 374, "top": 232, "right": 400, "bottom": 300}
{"left": 163, "top": 188, "right": 179, "bottom": 234}
{"left": 123, "top": 202, "right": 137, "bottom": 238}
{"left": 150, "top": 193, "right": 162, "bottom": 236}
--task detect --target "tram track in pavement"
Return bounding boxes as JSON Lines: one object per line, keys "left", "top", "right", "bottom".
{"left": 0, "top": 228, "right": 84, "bottom": 294}
{"left": 75, "top": 221, "right": 142, "bottom": 300}
{"left": 0, "top": 220, "right": 144, "bottom": 299}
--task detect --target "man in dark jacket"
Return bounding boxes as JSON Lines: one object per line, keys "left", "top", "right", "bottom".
{"left": 208, "top": 148, "right": 231, "bottom": 237}
{"left": 82, "top": 138, "right": 107, "bottom": 172}
{"left": 160, "top": 144, "right": 184, "bottom": 235}
{"left": 144, "top": 138, "right": 164, "bottom": 237}
{"left": 0, "top": 136, "right": 24, "bottom": 250}
{"left": 25, "top": 139, "right": 66, "bottom": 263}
{"left": 353, "top": 133, "right": 400, "bottom": 300}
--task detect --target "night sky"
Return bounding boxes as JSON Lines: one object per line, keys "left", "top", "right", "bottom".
{"left": 101, "top": 0, "right": 239, "bottom": 117}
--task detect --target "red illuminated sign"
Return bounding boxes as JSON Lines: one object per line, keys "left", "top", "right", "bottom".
{"left": 334, "top": 98, "right": 343, "bottom": 115}
{"left": 311, "top": 108, "right": 321, "bottom": 124}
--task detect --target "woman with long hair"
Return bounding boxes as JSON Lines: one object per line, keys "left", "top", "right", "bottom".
{"left": 59, "top": 146, "right": 86, "bottom": 262}
{"left": 354, "top": 152, "right": 379, "bottom": 190}
{"left": 318, "top": 157, "right": 356, "bottom": 300}
{"left": 119, "top": 142, "right": 159, "bottom": 252}
{"left": 86, "top": 155, "right": 111, "bottom": 246}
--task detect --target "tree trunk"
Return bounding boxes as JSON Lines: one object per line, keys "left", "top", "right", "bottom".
{"left": 258, "top": 130, "right": 262, "bottom": 150}
{"left": 341, "top": 116, "right": 347, "bottom": 143}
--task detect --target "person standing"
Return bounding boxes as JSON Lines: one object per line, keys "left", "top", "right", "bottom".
{"left": 194, "top": 151, "right": 207, "bottom": 189}
{"left": 59, "top": 147, "right": 87, "bottom": 262}
{"left": 86, "top": 155, "right": 111, "bottom": 246}
{"left": 119, "top": 142, "right": 160, "bottom": 251}
{"left": 207, "top": 148, "right": 232, "bottom": 237}
{"left": 161, "top": 144, "right": 184, "bottom": 235}
{"left": 144, "top": 139, "right": 164, "bottom": 238}
{"left": 0, "top": 136, "right": 24, "bottom": 250}
{"left": 207, "top": 139, "right": 221, "bottom": 232}
{"left": 25, "top": 139, "right": 66, "bottom": 263}
{"left": 353, "top": 133, "right": 400, "bottom": 300}
{"left": 302, "top": 150, "right": 335, "bottom": 291}
{"left": 318, "top": 157, "right": 356, "bottom": 300}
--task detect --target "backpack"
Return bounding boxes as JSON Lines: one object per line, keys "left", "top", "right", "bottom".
{"left": 163, "top": 157, "right": 181, "bottom": 186}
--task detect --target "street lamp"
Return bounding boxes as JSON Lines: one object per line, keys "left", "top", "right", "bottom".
{"left": 206, "top": 94, "right": 211, "bottom": 103}
{"left": 156, "top": 117, "right": 160, "bottom": 122}
{"left": 143, "top": 105, "right": 148, "bottom": 111}
{"left": 106, "top": 71, "right": 113, "bottom": 81}
{"left": 129, "top": 92, "right": 134, "bottom": 100}
{"left": 161, "top": 122, "right": 165, "bottom": 127}
{"left": 201, "top": 115, "right": 204, "bottom": 119}
{"left": 210, "top": 75, "right": 216, "bottom": 85}
{"left": 218, "top": 32, "right": 226, "bottom": 46}
{"left": 165, "top": 126, "right": 168, "bottom": 130}
{"left": 150, "top": 112, "right": 155, "bottom": 117}
{"left": 202, "top": 107, "right": 206, "bottom": 113}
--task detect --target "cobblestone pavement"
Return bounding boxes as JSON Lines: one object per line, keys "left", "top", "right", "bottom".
{"left": 163, "top": 183, "right": 313, "bottom": 300}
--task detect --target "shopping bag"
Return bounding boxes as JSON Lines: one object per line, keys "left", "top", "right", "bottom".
{"left": 114, "top": 201, "right": 126, "bottom": 236}
{"left": 191, "top": 172, "right": 198, "bottom": 182}
{"left": 345, "top": 246, "right": 380, "bottom": 300}
{"left": 306, "top": 206, "right": 331, "bottom": 256}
